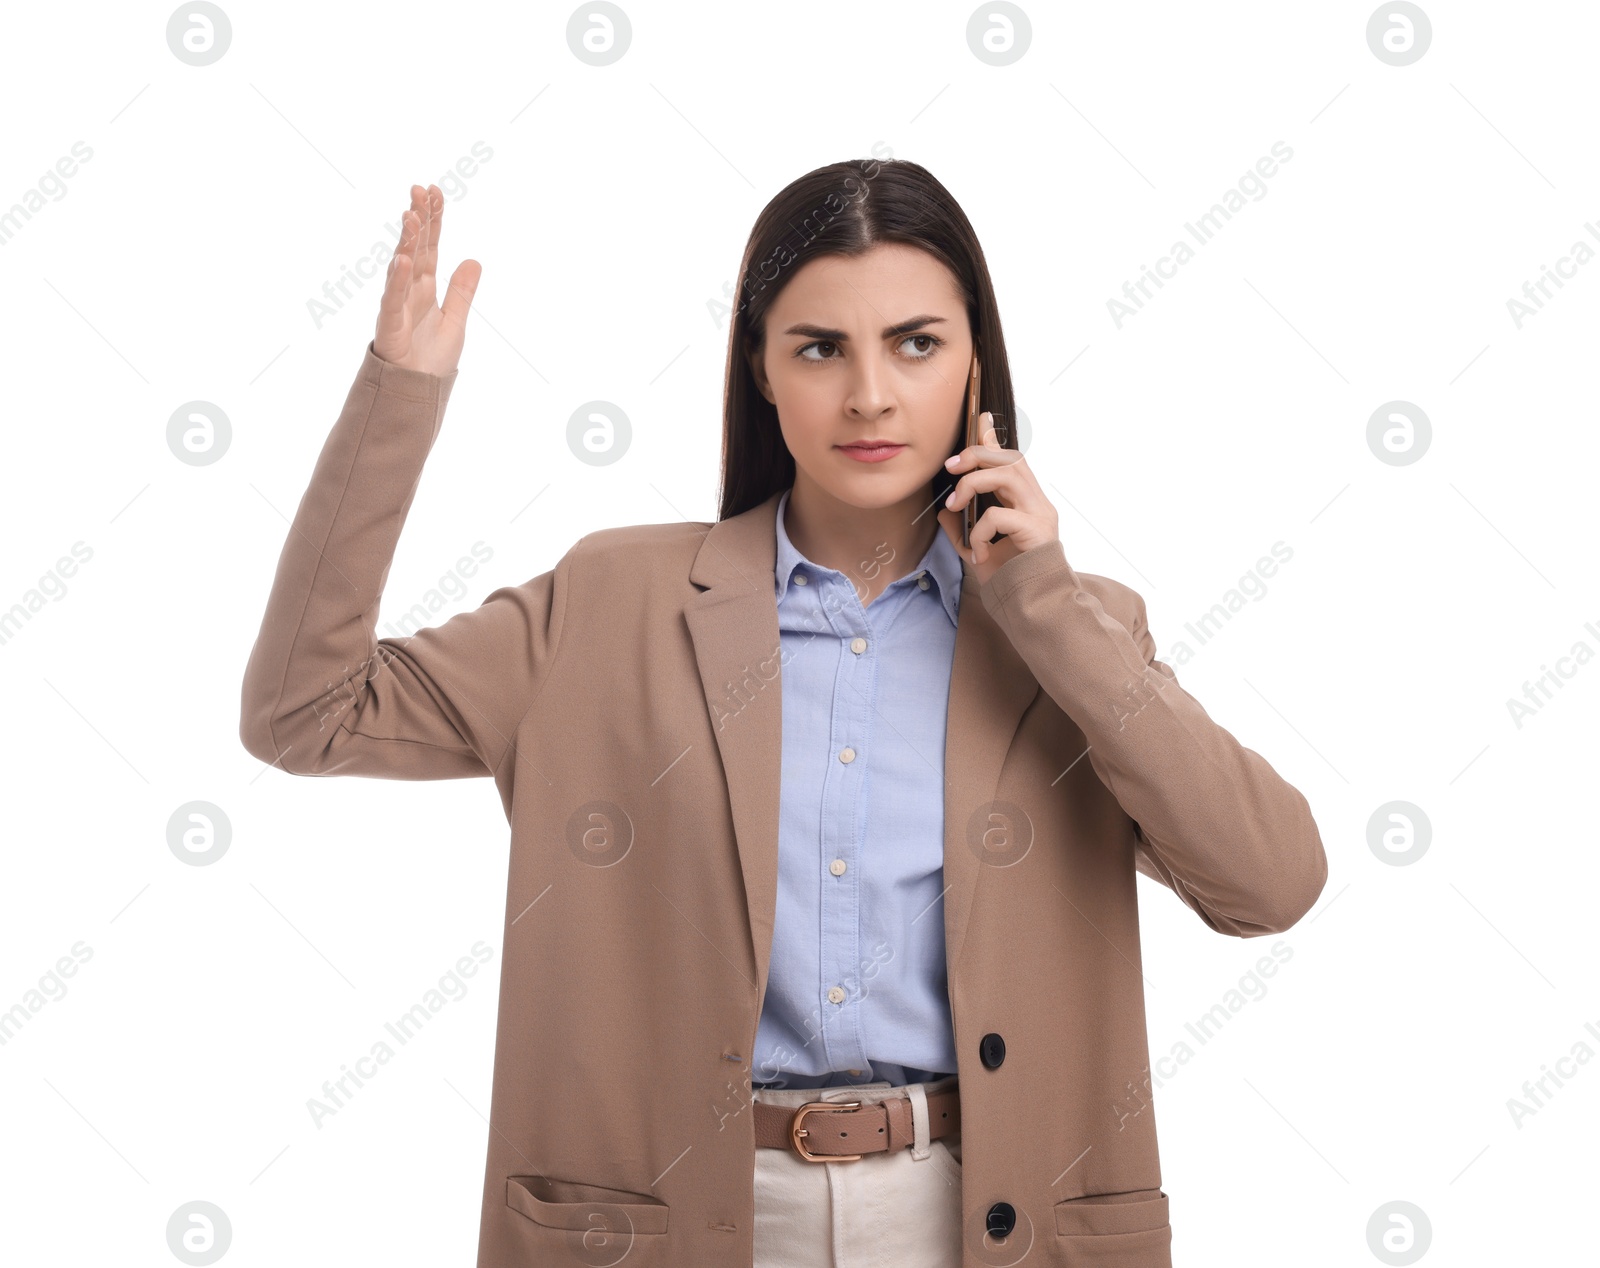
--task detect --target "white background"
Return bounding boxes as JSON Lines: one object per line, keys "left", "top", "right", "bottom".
{"left": 0, "top": 1, "right": 1594, "bottom": 1264}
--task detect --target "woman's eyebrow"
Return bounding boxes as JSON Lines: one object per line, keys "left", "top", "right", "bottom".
{"left": 781, "top": 314, "right": 949, "bottom": 341}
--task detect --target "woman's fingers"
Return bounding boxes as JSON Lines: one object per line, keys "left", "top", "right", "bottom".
{"left": 397, "top": 188, "right": 421, "bottom": 312}
{"left": 416, "top": 191, "right": 438, "bottom": 296}
{"left": 374, "top": 183, "right": 473, "bottom": 372}
{"left": 945, "top": 463, "right": 1000, "bottom": 508}
{"left": 375, "top": 190, "right": 425, "bottom": 363}
{"left": 402, "top": 186, "right": 424, "bottom": 264}
{"left": 372, "top": 200, "right": 412, "bottom": 357}
{"left": 373, "top": 228, "right": 414, "bottom": 362}
{"left": 418, "top": 185, "right": 443, "bottom": 290}
{"left": 410, "top": 185, "right": 436, "bottom": 303}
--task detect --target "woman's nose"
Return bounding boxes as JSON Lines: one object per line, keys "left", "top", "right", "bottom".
{"left": 846, "top": 359, "right": 894, "bottom": 416}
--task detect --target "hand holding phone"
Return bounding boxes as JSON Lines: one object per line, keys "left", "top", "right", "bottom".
{"left": 961, "top": 349, "right": 1009, "bottom": 550}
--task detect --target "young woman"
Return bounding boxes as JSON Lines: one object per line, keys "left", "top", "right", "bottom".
{"left": 241, "top": 159, "right": 1327, "bottom": 1268}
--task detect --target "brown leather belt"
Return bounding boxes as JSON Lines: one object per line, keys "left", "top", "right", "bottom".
{"left": 753, "top": 1083, "right": 960, "bottom": 1162}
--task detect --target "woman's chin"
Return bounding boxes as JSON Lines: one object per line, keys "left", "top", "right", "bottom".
{"left": 809, "top": 475, "right": 937, "bottom": 514}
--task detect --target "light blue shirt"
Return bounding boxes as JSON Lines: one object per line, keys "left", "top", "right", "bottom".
{"left": 751, "top": 486, "right": 965, "bottom": 1089}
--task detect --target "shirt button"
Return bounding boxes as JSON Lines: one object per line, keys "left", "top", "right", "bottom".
{"left": 795, "top": 573, "right": 809, "bottom": 586}
{"left": 917, "top": 572, "right": 930, "bottom": 590}
{"left": 850, "top": 636, "right": 867, "bottom": 654}
{"left": 829, "top": 858, "right": 847, "bottom": 876}
{"left": 839, "top": 747, "right": 856, "bottom": 763}
{"left": 827, "top": 986, "right": 846, "bottom": 1004}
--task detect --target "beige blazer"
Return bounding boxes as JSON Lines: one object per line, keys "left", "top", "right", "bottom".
{"left": 240, "top": 342, "right": 1328, "bottom": 1267}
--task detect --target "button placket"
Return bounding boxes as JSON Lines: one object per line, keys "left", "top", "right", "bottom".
{"left": 823, "top": 581, "right": 873, "bottom": 1071}
{"left": 767, "top": 514, "right": 966, "bottom": 1088}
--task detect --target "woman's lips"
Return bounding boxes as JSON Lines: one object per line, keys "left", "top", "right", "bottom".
{"left": 837, "top": 443, "right": 906, "bottom": 463}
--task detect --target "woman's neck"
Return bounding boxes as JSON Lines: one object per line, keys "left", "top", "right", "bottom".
{"left": 782, "top": 479, "right": 941, "bottom": 606}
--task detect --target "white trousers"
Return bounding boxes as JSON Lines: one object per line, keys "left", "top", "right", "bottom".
{"left": 751, "top": 1076, "right": 963, "bottom": 1267}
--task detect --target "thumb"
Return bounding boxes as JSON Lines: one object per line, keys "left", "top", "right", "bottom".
{"left": 441, "top": 258, "right": 482, "bottom": 330}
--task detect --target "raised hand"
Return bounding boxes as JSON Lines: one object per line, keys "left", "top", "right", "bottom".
{"left": 937, "top": 412, "right": 1060, "bottom": 584}
{"left": 372, "top": 183, "right": 482, "bottom": 376}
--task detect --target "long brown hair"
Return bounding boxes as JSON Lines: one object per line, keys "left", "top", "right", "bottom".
{"left": 716, "top": 157, "right": 1019, "bottom": 522}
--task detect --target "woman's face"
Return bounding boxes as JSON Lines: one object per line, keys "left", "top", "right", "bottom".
{"left": 748, "top": 243, "right": 972, "bottom": 513}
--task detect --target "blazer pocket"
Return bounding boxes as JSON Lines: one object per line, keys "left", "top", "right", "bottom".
{"left": 1054, "top": 1188, "right": 1171, "bottom": 1257}
{"left": 506, "top": 1174, "right": 669, "bottom": 1236}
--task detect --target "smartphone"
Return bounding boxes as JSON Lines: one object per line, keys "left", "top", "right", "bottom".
{"left": 961, "top": 350, "right": 1007, "bottom": 550}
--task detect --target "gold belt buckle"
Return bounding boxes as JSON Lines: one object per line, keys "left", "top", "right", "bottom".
{"left": 790, "top": 1099, "right": 863, "bottom": 1162}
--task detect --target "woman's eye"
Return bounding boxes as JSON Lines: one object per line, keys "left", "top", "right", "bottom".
{"left": 796, "top": 335, "right": 942, "bottom": 362}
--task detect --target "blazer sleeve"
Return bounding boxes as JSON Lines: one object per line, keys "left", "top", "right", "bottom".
{"left": 977, "top": 538, "right": 1328, "bottom": 938}
{"left": 238, "top": 341, "right": 576, "bottom": 781}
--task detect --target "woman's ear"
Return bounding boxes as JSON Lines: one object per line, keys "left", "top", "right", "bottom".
{"left": 747, "top": 345, "right": 775, "bottom": 405}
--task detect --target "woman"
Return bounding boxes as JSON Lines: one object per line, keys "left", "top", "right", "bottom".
{"left": 240, "top": 159, "right": 1327, "bottom": 1268}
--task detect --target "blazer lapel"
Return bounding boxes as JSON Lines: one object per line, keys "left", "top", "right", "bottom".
{"left": 684, "top": 490, "right": 1039, "bottom": 1020}
{"left": 685, "top": 492, "right": 788, "bottom": 1002}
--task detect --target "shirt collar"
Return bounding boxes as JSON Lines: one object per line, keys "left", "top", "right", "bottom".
{"left": 773, "top": 486, "right": 962, "bottom": 626}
